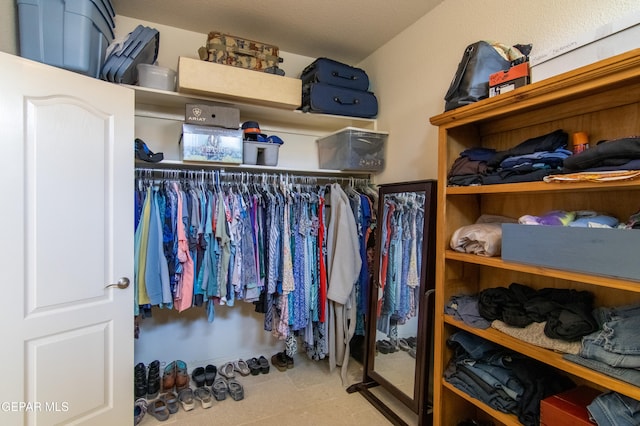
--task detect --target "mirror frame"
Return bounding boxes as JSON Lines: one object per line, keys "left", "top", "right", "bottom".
{"left": 362, "top": 180, "right": 437, "bottom": 421}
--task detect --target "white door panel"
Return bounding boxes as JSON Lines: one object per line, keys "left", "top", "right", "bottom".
{"left": 0, "top": 52, "right": 134, "bottom": 426}
{"left": 25, "top": 97, "right": 110, "bottom": 311}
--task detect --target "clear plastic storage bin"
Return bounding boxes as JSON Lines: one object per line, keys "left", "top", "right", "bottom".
{"left": 316, "top": 127, "right": 387, "bottom": 171}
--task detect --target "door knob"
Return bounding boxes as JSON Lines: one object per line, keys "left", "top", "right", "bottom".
{"left": 105, "top": 277, "right": 130, "bottom": 289}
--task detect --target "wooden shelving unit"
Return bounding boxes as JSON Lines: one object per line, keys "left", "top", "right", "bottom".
{"left": 429, "top": 48, "right": 640, "bottom": 425}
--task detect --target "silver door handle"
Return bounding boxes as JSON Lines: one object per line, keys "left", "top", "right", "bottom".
{"left": 105, "top": 277, "right": 130, "bottom": 289}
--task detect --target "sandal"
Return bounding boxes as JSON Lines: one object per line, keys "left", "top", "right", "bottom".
{"left": 219, "top": 362, "right": 236, "bottom": 379}
{"left": 227, "top": 379, "right": 244, "bottom": 401}
{"left": 406, "top": 336, "right": 417, "bottom": 349}
{"left": 161, "top": 391, "right": 179, "bottom": 414}
{"left": 194, "top": 386, "right": 214, "bottom": 409}
{"left": 205, "top": 364, "right": 217, "bottom": 386}
{"left": 258, "top": 355, "right": 270, "bottom": 374}
{"left": 285, "top": 354, "right": 294, "bottom": 369}
{"left": 178, "top": 388, "right": 195, "bottom": 412}
{"left": 398, "top": 338, "right": 411, "bottom": 351}
{"left": 271, "top": 352, "right": 288, "bottom": 372}
{"left": 234, "top": 359, "right": 251, "bottom": 376}
{"left": 134, "top": 398, "right": 147, "bottom": 425}
{"left": 247, "top": 357, "right": 260, "bottom": 376}
{"left": 162, "top": 361, "right": 176, "bottom": 392}
{"left": 148, "top": 398, "right": 170, "bottom": 421}
{"left": 191, "top": 366, "right": 206, "bottom": 387}
{"left": 273, "top": 351, "right": 294, "bottom": 370}
{"left": 175, "top": 360, "right": 189, "bottom": 392}
{"left": 212, "top": 377, "right": 228, "bottom": 401}
{"left": 376, "top": 340, "right": 391, "bottom": 354}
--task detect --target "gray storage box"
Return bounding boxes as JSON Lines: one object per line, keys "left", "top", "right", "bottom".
{"left": 243, "top": 141, "right": 280, "bottom": 166}
{"left": 502, "top": 224, "right": 640, "bottom": 281}
{"left": 185, "top": 104, "right": 240, "bottom": 129}
{"left": 316, "top": 127, "right": 387, "bottom": 171}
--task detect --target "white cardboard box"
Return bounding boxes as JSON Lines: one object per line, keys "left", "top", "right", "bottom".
{"left": 177, "top": 56, "right": 301, "bottom": 110}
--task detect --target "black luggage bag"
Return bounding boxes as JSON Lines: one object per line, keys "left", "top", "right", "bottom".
{"left": 301, "top": 57, "right": 370, "bottom": 91}
{"left": 302, "top": 82, "right": 378, "bottom": 118}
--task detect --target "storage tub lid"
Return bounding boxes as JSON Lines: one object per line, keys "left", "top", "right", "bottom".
{"left": 317, "top": 126, "right": 389, "bottom": 140}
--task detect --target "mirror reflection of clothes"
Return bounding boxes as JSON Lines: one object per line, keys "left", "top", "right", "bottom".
{"left": 377, "top": 193, "right": 424, "bottom": 336}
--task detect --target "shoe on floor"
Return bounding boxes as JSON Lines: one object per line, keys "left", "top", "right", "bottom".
{"left": 376, "top": 340, "right": 393, "bottom": 354}
{"left": 228, "top": 379, "right": 244, "bottom": 401}
{"left": 160, "top": 391, "right": 179, "bottom": 414}
{"left": 398, "top": 338, "right": 411, "bottom": 351}
{"left": 271, "top": 352, "right": 287, "bottom": 372}
{"left": 148, "top": 398, "right": 170, "bottom": 421}
{"left": 195, "top": 386, "right": 214, "bottom": 409}
{"left": 175, "top": 360, "right": 189, "bottom": 392}
{"left": 147, "top": 360, "right": 161, "bottom": 399}
{"left": 178, "top": 388, "right": 195, "bottom": 412}
{"left": 212, "top": 377, "right": 228, "bottom": 401}
{"left": 271, "top": 352, "right": 293, "bottom": 372}
{"left": 247, "top": 357, "right": 261, "bottom": 376}
{"left": 234, "top": 359, "right": 251, "bottom": 376}
{"left": 258, "top": 355, "right": 270, "bottom": 374}
{"left": 134, "top": 363, "right": 147, "bottom": 399}
{"left": 205, "top": 364, "right": 217, "bottom": 386}
{"left": 219, "top": 361, "right": 236, "bottom": 379}
{"left": 284, "top": 353, "right": 294, "bottom": 369}
{"left": 191, "top": 366, "right": 206, "bottom": 387}
{"left": 134, "top": 398, "right": 147, "bottom": 425}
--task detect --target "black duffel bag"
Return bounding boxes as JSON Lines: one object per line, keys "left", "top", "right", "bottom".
{"left": 444, "top": 41, "right": 531, "bottom": 111}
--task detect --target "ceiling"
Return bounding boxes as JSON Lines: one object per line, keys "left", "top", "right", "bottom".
{"left": 111, "top": 0, "right": 443, "bottom": 64}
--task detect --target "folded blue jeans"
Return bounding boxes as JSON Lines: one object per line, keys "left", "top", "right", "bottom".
{"left": 563, "top": 354, "right": 640, "bottom": 387}
{"left": 587, "top": 391, "right": 640, "bottom": 426}
{"left": 579, "top": 305, "right": 640, "bottom": 368}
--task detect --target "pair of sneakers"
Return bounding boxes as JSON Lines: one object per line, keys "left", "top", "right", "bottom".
{"left": 271, "top": 351, "right": 294, "bottom": 372}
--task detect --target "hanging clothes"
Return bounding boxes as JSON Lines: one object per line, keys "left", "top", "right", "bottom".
{"left": 326, "top": 183, "right": 362, "bottom": 385}
{"left": 134, "top": 169, "right": 373, "bottom": 376}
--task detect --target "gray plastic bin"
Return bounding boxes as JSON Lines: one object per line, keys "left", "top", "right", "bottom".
{"left": 17, "top": 0, "right": 115, "bottom": 78}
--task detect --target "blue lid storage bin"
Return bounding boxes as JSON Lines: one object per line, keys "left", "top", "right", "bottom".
{"left": 17, "top": 0, "right": 116, "bottom": 78}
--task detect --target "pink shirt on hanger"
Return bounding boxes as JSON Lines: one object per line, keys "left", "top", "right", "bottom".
{"left": 173, "top": 183, "right": 194, "bottom": 312}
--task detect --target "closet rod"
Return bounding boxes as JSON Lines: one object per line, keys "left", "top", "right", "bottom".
{"left": 135, "top": 167, "right": 372, "bottom": 187}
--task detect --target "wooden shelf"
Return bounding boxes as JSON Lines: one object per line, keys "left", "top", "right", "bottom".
{"left": 446, "top": 179, "right": 640, "bottom": 195}
{"left": 444, "top": 316, "right": 640, "bottom": 401}
{"left": 444, "top": 250, "right": 640, "bottom": 292}
{"left": 442, "top": 381, "right": 521, "bottom": 426}
{"left": 128, "top": 84, "right": 377, "bottom": 133}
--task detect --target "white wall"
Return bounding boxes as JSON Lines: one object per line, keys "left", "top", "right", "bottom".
{"left": 361, "top": 0, "right": 640, "bottom": 184}
{"left": 114, "top": 15, "right": 315, "bottom": 79}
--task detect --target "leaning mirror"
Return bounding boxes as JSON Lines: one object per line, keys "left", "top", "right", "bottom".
{"left": 349, "top": 180, "right": 436, "bottom": 425}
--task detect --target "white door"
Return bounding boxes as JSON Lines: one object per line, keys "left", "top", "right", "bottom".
{"left": 0, "top": 52, "right": 134, "bottom": 425}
